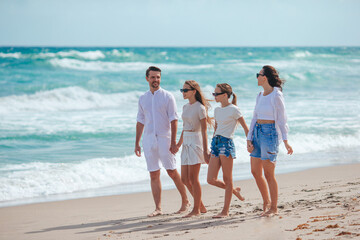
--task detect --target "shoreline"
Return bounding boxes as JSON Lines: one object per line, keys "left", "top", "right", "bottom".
{"left": 1, "top": 161, "right": 354, "bottom": 209}
{"left": 0, "top": 163, "right": 359, "bottom": 240}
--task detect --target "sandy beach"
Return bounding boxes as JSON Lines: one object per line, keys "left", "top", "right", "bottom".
{"left": 0, "top": 163, "right": 359, "bottom": 240}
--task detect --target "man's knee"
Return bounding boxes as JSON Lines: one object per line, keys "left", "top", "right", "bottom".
{"left": 150, "top": 170, "right": 160, "bottom": 181}
{"left": 166, "top": 169, "right": 178, "bottom": 179}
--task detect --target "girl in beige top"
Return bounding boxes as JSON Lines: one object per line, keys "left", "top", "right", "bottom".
{"left": 176, "top": 80, "right": 212, "bottom": 217}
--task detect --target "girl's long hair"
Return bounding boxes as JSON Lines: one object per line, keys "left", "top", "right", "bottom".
{"left": 216, "top": 83, "right": 237, "bottom": 105}
{"left": 262, "top": 65, "right": 285, "bottom": 91}
{"left": 184, "top": 80, "right": 214, "bottom": 128}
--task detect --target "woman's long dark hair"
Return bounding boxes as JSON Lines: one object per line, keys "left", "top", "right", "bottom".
{"left": 262, "top": 65, "right": 285, "bottom": 91}
{"left": 185, "top": 80, "right": 214, "bottom": 128}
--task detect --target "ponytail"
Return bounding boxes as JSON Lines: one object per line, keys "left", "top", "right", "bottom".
{"left": 232, "top": 93, "right": 237, "bottom": 106}
{"left": 216, "top": 83, "right": 237, "bottom": 105}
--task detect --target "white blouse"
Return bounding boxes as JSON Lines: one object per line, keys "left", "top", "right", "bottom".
{"left": 247, "top": 87, "right": 289, "bottom": 142}
{"left": 182, "top": 101, "right": 207, "bottom": 132}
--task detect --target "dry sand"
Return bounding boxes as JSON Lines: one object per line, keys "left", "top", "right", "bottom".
{"left": 0, "top": 163, "right": 359, "bottom": 240}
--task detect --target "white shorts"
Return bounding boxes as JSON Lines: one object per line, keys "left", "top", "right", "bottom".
{"left": 181, "top": 132, "right": 205, "bottom": 165}
{"left": 143, "top": 135, "right": 176, "bottom": 172}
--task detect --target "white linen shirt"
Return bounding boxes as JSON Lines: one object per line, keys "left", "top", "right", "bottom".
{"left": 137, "top": 88, "right": 178, "bottom": 139}
{"left": 247, "top": 87, "right": 289, "bottom": 142}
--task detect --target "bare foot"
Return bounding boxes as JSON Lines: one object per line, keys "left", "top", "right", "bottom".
{"left": 148, "top": 209, "right": 163, "bottom": 217}
{"left": 175, "top": 202, "right": 191, "bottom": 214}
{"left": 183, "top": 210, "right": 201, "bottom": 218}
{"left": 200, "top": 202, "right": 207, "bottom": 213}
{"left": 260, "top": 202, "right": 271, "bottom": 216}
{"left": 263, "top": 208, "right": 278, "bottom": 217}
{"left": 234, "top": 187, "right": 245, "bottom": 201}
{"left": 212, "top": 212, "right": 229, "bottom": 218}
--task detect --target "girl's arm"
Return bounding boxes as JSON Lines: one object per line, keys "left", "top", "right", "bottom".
{"left": 238, "top": 116, "right": 249, "bottom": 137}
{"left": 200, "top": 118, "right": 210, "bottom": 163}
{"left": 213, "top": 121, "right": 217, "bottom": 137}
{"left": 176, "top": 130, "right": 184, "bottom": 149}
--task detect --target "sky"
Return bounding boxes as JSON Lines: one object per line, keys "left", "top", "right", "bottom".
{"left": 0, "top": 0, "right": 359, "bottom": 47}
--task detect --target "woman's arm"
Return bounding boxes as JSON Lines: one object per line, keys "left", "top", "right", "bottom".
{"left": 200, "top": 118, "right": 210, "bottom": 163}
{"left": 176, "top": 130, "right": 184, "bottom": 149}
{"left": 274, "top": 92, "right": 293, "bottom": 155}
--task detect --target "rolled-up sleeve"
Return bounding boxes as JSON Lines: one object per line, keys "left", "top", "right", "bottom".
{"left": 167, "top": 94, "right": 178, "bottom": 122}
{"left": 136, "top": 98, "right": 145, "bottom": 124}
{"left": 274, "top": 93, "right": 289, "bottom": 140}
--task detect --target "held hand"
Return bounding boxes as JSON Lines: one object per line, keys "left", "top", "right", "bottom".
{"left": 284, "top": 142, "right": 293, "bottom": 155}
{"left": 247, "top": 140, "right": 254, "bottom": 153}
{"left": 203, "top": 150, "right": 211, "bottom": 164}
{"left": 134, "top": 145, "right": 141, "bottom": 157}
{"left": 169, "top": 142, "right": 179, "bottom": 155}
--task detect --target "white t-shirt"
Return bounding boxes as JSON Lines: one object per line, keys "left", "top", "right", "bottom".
{"left": 214, "top": 104, "right": 243, "bottom": 139}
{"left": 182, "top": 101, "right": 207, "bottom": 132}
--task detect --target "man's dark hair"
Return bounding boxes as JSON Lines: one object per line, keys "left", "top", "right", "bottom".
{"left": 146, "top": 66, "right": 161, "bottom": 77}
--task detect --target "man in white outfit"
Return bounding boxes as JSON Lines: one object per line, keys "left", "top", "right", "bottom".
{"left": 135, "top": 66, "right": 189, "bottom": 217}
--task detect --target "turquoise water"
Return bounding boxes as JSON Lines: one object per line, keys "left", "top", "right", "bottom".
{"left": 1, "top": 47, "right": 360, "bottom": 207}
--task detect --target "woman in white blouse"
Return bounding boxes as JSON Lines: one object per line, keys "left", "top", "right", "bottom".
{"left": 176, "top": 80, "right": 212, "bottom": 217}
{"left": 247, "top": 65, "right": 293, "bottom": 217}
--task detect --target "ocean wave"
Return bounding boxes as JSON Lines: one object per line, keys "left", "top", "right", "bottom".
{"left": 38, "top": 50, "right": 105, "bottom": 60}
{"left": 49, "top": 58, "right": 214, "bottom": 72}
{"left": 292, "top": 50, "right": 313, "bottom": 58}
{"left": 0, "top": 86, "right": 142, "bottom": 113}
{"left": 111, "top": 49, "right": 134, "bottom": 57}
{"left": 0, "top": 156, "right": 150, "bottom": 202}
{"left": 0, "top": 52, "right": 22, "bottom": 59}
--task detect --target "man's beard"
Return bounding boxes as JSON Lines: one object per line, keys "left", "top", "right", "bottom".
{"left": 151, "top": 82, "right": 159, "bottom": 88}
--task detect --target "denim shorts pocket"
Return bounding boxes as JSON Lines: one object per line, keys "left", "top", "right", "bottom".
{"left": 261, "top": 126, "right": 275, "bottom": 136}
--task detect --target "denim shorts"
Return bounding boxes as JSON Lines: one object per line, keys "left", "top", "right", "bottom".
{"left": 250, "top": 123, "right": 279, "bottom": 162}
{"left": 210, "top": 135, "right": 236, "bottom": 159}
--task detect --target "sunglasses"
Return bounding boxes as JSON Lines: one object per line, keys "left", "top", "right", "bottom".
{"left": 256, "top": 73, "right": 265, "bottom": 78}
{"left": 212, "top": 92, "right": 226, "bottom": 97}
{"left": 180, "top": 88, "right": 194, "bottom": 93}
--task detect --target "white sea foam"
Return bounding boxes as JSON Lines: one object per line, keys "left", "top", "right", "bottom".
{"left": 38, "top": 50, "right": 105, "bottom": 60}
{"left": 1, "top": 131, "right": 359, "bottom": 203}
{"left": 0, "top": 86, "right": 141, "bottom": 113}
{"left": 49, "top": 58, "right": 214, "bottom": 72}
{"left": 111, "top": 49, "right": 134, "bottom": 57}
{"left": 0, "top": 156, "right": 149, "bottom": 202}
{"left": 0, "top": 52, "right": 22, "bottom": 58}
{"left": 292, "top": 50, "right": 313, "bottom": 58}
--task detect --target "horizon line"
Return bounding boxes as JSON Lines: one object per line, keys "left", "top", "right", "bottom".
{"left": 1, "top": 45, "right": 360, "bottom": 48}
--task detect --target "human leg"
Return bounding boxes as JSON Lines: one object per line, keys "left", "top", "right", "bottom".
{"left": 181, "top": 165, "right": 193, "bottom": 195}
{"left": 148, "top": 170, "right": 163, "bottom": 217}
{"left": 212, "top": 155, "right": 234, "bottom": 218}
{"left": 251, "top": 157, "right": 271, "bottom": 214}
{"left": 158, "top": 136, "right": 190, "bottom": 213}
{"left": 167, "top": 169, "right": 190, "bottom": 213}
{"left": 263, "top": 160, "right": 278, "bottom": 216}
{"left": 184, "top": 164, "right": 205, "bottom": 217}
{"left": 207, "top": 155, "right": 244, "bottom": 201}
